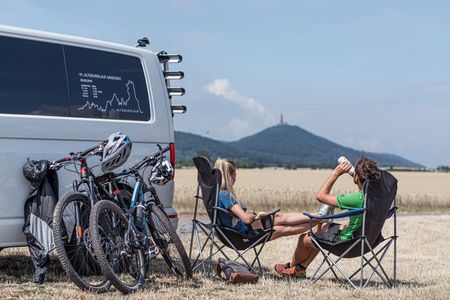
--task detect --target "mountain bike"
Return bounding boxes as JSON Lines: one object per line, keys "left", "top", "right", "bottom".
{"left": 89, "top": 145, "right": 192, "bottom": 294}
{"left": 50, "top": 142, "right": 132, "bottom": 292}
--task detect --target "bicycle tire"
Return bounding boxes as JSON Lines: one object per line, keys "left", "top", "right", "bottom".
{"left": 147, "top": 204, "right": 192, "bottom": 279}
{"left": 90, "top": 200, "right": 145, "bottom": 294}
{"left": 53, "top": 192, "right": 110, "bottom": 292}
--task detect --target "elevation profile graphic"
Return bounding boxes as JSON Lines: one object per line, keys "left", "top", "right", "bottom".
{"left": 77, "top": 80, "right": 143, "bottom": 114}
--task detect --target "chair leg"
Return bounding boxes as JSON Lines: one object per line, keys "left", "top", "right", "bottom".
{"left": 216, "top": 231, "right": 270, "bottom": 275}
{"left": 366, "top": 240, "right": 392, "bottom": 284}
{"left": 250, "top": 235, "right": 271, "bottom": 275}
{"left": 310, "top": 252, "right": 342, "bottom": 283}
{"left": 193, "top": 234, "right": 229, "bottom": 274}
{"left": 362, "top": 239, "right": 393, "bottom": 288}
{"left": 309, "top": 255, "right": 327, "bottom": 282}
{"left": 251, "top": 244, "right": 266, "bottom": 275}
{"left": 191, "top": 228, "right": 213, "bottom": 273}
{"left": 393, "top": 235, "right": 397, "bottom": 287}
{"left": 323, "top": 252, "right": 342, "bottom": 282}
{"left": 348, "top": 240, "right": 388, "bottom": 280}
{"left": 207, "top": 228, "right": 217, "bottom": 276}
{"left": 309, "top": 237, "right": 360, "bottom": 289}
{"left": 189, "top": 221, "right": 195, "bottom": 260}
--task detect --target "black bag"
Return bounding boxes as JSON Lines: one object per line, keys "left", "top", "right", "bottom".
{"left": 217, "top": 258, "right": 259, "bottom": 284}
{"left": 22, "top": 159, "right": 59, "bottom": 284}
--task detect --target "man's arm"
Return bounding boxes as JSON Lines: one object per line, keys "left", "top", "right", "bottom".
{"left": 316, "top": 162, "right": 352, "bottom": 207}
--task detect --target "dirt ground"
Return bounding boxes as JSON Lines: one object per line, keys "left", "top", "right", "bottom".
{"left": 1, "top": 214, "right": 449, "bottom": 299}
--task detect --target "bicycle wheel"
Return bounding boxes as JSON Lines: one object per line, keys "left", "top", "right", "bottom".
{"left": 53, "top": 192, "right": 110, "bottom": 292}
{"left": 90, "top": 200, "right": 145, "bottom": 294}
{"left": 147, "top": 204, "right": 192, "bottom": 279}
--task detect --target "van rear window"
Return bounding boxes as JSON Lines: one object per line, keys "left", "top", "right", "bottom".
{"left": 65, "top": 46, "right": 150, "bottom": 121}
{"left": 0, "top": 35, "right": 151, "bottom": 121}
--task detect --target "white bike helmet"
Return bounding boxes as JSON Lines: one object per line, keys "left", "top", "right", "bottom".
{"left": 149, "top": 160, "right": 174, "bottom": 185}
{"left": 101, "top": 132, "right": 132, "bottom": 172}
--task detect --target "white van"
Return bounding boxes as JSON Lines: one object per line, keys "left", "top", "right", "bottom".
{"left": 0, "top": 25, "right": 186, "bottom": 248}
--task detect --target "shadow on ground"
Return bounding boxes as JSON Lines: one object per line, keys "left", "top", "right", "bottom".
{"left": 0, "top": 251, "right": 201, "bottom": 288}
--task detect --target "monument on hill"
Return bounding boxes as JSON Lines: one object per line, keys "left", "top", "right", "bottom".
{"left": 278, "top": 114, "right": 287, "bottom": 126}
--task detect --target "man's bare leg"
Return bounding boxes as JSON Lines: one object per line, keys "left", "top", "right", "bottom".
{"left": 291, "top": 223, "right": 328, "bottom": 267}
{"left": 274, "top": 212, "right": 320, "bottom": 226}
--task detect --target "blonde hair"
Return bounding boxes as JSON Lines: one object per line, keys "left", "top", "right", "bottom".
{"left": 214, "top": 158, "right": 237, "bottom": 199}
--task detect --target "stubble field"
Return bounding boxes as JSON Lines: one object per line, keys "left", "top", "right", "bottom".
{"left": 1, "top": 168, "right": 449, "bottom": 299}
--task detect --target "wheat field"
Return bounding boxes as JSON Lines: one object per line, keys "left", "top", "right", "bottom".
{"left": 1, "top": 168, "right": 449, "bottom": 299}
{"left": 174, "top": 168, "right": 450, "bottom": 215}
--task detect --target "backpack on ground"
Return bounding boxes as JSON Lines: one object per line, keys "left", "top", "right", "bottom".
{"left": 217, "top": 258, "right": 259, "bottom": 284}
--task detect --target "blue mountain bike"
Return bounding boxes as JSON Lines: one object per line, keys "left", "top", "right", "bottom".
{"left": 89, "top": 145, "right": 192, "bottom": 294}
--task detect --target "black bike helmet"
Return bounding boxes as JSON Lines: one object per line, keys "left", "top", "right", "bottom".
{"left": 101, "top": 132, "right": 132, "bottom": 173}
{"left": 23, "top": 160, "right": 49, "bottom": 182}
{"left": 149, "top": 160, "right": 174, "bottom": 185}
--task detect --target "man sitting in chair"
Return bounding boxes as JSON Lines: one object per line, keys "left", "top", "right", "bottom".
{"left": 214, "top": 158, "right": 321, "bottom": 241}
{"left": 274, "top": 157, "right": 379, "bottom": 278}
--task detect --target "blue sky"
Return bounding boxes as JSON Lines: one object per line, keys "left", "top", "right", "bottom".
{"left": 1, "top": 0, "right": 449, "bottom": 167}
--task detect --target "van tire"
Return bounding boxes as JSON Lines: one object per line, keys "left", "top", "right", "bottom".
{"left": 53, "top": 192, "right": 110, "bottom": 292}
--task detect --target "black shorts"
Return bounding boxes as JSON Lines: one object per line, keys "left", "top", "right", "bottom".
{"left": 316, "top": 223, "right": 342, "bottom": 243}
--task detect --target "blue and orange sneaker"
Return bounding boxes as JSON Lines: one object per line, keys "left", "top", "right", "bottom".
{"left": 274, "top": 262, "right": 306, "bottom": 279}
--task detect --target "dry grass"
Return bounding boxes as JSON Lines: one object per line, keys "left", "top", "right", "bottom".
{"left": 174, "top": 168, "right": 450, "bottom": 215}
{"left": 1, "top": 214, "right": 449, "bottom": 299}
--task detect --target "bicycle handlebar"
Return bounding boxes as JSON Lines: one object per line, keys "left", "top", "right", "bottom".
{"left": 50, "top": 143, "right": 104, "bottom": 169}
{"left": 119, "top": 145, "right": 170, "bottom": 176}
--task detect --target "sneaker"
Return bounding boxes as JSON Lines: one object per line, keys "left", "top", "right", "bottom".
{"left": 274, "top": 262, "right": 290, "bottom": 273}
{"left": 275, "top": 263, "right": 306, "bottom": 279}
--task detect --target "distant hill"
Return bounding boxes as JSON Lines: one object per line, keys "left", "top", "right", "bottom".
{"left": 175, "top": 125, "right": 423, "bottom": 168}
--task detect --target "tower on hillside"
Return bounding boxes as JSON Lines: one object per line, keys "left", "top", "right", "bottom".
{"left": 278, "top": 114, "right": 287, "bottom": 126}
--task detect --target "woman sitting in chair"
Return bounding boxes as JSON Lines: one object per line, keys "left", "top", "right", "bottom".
{"left": 214, "top": 158, "right": 320, "bottom": 241}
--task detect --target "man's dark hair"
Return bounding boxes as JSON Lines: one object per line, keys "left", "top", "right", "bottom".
{"left": 355, "top": 157, "right": 378, "bottom": 183}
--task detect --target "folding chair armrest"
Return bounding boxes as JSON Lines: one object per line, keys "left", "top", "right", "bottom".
{"left": 212, "top": 206, "right": 233, "bottom": 216}
{"left": 303, "top": 208, "right": 366, "bottom": 220}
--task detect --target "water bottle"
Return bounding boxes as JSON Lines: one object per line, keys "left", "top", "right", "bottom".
{"left": 134, "top": 204, "right": 145, "bottom": 231}
{"left": 317, "top": 203, "right": 334, "bottom": 217}
{"left": 338, "top": 156, "right": 355, "bottom": 177}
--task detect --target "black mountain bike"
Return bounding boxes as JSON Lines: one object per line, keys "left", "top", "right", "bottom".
{"left": 89, "top": 145, "right": 192, "bottom": 294}
{"left": 51, "top": 142, "right": 132, "bottom": 292}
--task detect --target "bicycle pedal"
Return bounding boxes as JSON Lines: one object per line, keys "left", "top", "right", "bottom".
{"left": 120, "top": 250, "right": 131, "bottom": 258}
{"left": 147, "top": 245, "right": 160, "bottom": 258}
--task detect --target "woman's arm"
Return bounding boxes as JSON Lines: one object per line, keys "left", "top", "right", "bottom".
{"left": 316, "top": 163, "right": 352, "bottom": 207}
{"left": 229, "top": 204, "right": 256, "bottom": 224}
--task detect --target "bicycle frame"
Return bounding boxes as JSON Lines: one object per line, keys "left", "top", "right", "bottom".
{"left": 51, "top": 145, "right": 128, "bottom": 247}
{"left": 119, "top": 148, "right": 169, "bottom": 254}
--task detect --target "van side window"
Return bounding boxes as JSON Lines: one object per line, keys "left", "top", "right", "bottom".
{"left": 0, "top": 36, "right": 70, "bottom": 116}
{"left": 0, "top": 35, "right": 151, "bottom": 121}
{"left": 64, "top": 46, "right": 151, "bottom": 121}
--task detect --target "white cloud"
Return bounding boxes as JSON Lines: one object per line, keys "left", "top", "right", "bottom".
{"left": 205, "top": 79, "right": 274, "bottom": 121}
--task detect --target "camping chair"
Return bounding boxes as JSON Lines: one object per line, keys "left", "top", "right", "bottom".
{"left": 188, "top": 156, "right": 279, "bottom": 276}
{"left": 303, "top": 169, "right": 398, "bottom": 288}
